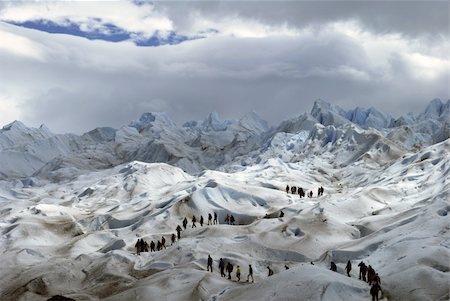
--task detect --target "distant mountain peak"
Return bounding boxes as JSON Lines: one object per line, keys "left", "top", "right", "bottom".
{"left": 2, "top": 120, "right": 27, "bottom": 131}
{"left": 129, "top": 112, "right": 176, "bottom": 132}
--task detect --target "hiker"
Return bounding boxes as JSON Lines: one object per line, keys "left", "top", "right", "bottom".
{"left": 183, "top": 217, "right": 188, "bottom": 230}
{"left": 330, "top": 262, "right": 337, "bottom": 272}
{"left": 192, "top": 216, "right": 197, "bottom": 228}
{"left": 345, "top": 260, "right": 352, "bottom": 277}
{"left": 230, "top": 215, "right": 235, "bottom": 225}
{"left": 370, "top": 283, "right": 382, "bottom": 301}
{"left": 298, "top": 187, "right": 305, "bottom": 198}
{"left": 320, "top": 186, "right": 324, "bottom": 196}
{"left": 308, "top": 191, "right": 313, "bottom": 198}
{"left": 150, "top": 240, "right": 155, "bottom": 252}
{"left": 267, "top": 266, "right": 274, "bottom": 276}
{"left": 374, "top": 273, "right": 381, "bottom": 285}
{"left": 208, "top": 213, "right": 212, "bottom": 225}
{"left": 318, "top": 187, "right": 321, "bottom": 197}
{"left": 286, "top": 185, "right": 290, "bottom": 193}
{"left": 143, "top": 240, "right": 149, "bottom": 252}
{"left": 171, "top": 233, "right": 176, "bottom": 245}
{"left": 219, "top": 258, "right": 226, "bottom": 277}
{"left": 280, "top": 210, "right": 284, "bottom": 218}
{"left": 291, "top": 186, "right": 297, "bottom": 194}
{"left": 176, "top": 225, "right": 182, "bottom": 240}
{"left": 358, "top": 261, "right": 367, "bottom": 281}
{"left": 285, "top": 265, "right": 289, "bottom": 270}
{"left": 236, "top": 265, "right": 241, "bottom": 281}
{"left": 225, "top": 214, "right": 230, "bottom": 224}
{"left": 214, "top": 212, "right": 218, "bottom": 224}
{"left": 200, "top": 215, "right": 204, "bottom": 227}
{"left": 207, "top": 255, "right": 213, "bottom": 272}
{"left": 367, "top": 265, "right": 375, "bottom": 284}
{"left": 156, "top": 240, "right": 161, "bottom": 251}
{"left": 135, "top": 239, "right": 141, "bottom": 255}
{"left": 161, "top": 236, "right": 166, "bottom": 249}
{"left": 226, "top": 262, "right": 233, "bottom": 279}
{"left": 247, "top": 264, "right": 254, "bottom": 282}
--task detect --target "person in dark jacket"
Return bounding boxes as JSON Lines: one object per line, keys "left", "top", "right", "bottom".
{"left": 286, "top": 185, "right": 290, "bottom": 193}
{"left": 330, "top": 262, "right": 337, "bottom": 272}
{"left": 207, "top": 254, "right": 213, "bottom": 272}
{"left": 150, "top": 240, "right": 155, "bottom": 252}
{"left": 183, "top": 217, "right": 188, "bottom": 230}
{"left": 192, "top": 216, "right": 197, "bottom": 228}
{"left": 161, "top": 236, "right": 166, "bottom": 249}
{"left": 370, "top": 283, "right": 382, "bottom": 301}
{"left": 135, "top": 239, "right": 141, "bottom": 255}
{"left": 171, "top": 233, "right": 176, "bottom": 245}
{"left": 213, "top": 212, "right": 218, "bottom": 224}
{"left": 176, "top": 225, "right": 182, "bottom": 240}
{"left": 208, "top": 213, "right": 213, "bottom": 225}
{"left": 345, "top": 260, "right": 352, "bottom": 277}
{"left": 358, "top": 261, "right": 367, "bottom": 281}
{"left": 267, "top": 266, "right": 274, "bottom": 276}
{"left": 226, "top": 262, "right": 233, "bottom": 279}
{"left": 230, "top": 215, "right": 235, "bottom": 225}
{"left": 219, "top": 258, "right": 225, "bottom": 277}
{"left": 200, "top": 215, "right": 204, "bottom": 227}
{"left": 247, "top": 264, "right": 254, "bottom": 282}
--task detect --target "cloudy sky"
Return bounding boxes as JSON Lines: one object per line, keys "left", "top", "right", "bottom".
{"left": 0, "top": 1, "right": 448, "bottom": 133}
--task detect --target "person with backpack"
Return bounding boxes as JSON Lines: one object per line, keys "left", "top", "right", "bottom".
{"left": 208, "top": 213, "right": 213, "bottom": 225}
{"left": 183, "top": 217, "right": 188, "bottom": 230}
{"left": 236, "top": 265, "right": 241, "bottom": 281}
{"left": 171, "top": 233, "right": 176, "bottom": 245}
{"left": 176, "top": 225, "right": 182, "bottom": 240}
{"left": 267, "top": 266, "right": 274, "bottom": 276}
{"left": 150, "top": 240, "right": 155, "bottom": 252}
{"left": 200, "top": 215, "right": 204, "bottom": 227}
{"left": 192, "top": 216, "right": 197, "bottom": 228}
{"left": 135, "top": 239, "right": 142, "bottom": 255}
{"left": 358, "top": 261, "right": 367, "bottom": 281}
{"left": 247, "top": 264, "right": 254, "bottom": 282}
{"left": 330, "top": 262, "right": 337, "bottom": 272}
{"left": 219, "top": 258, "right": 226, "bottom": 277}
{"left": 207, "top": 255, "right": 213, "bottom": 272}
{"left": 226, "top": 262, "right": 233, "bottom": 279}
{"left": 370, "top": 282, "right": 382, "bottom": 301}
{"left": 345, "top": 260, "right": 352, "bottom": 277}
{"left": 161, "top": 236, "right": 166, "bottom": 249}
{"left": 213, "top": 212, "right": 218, "bottom": 224}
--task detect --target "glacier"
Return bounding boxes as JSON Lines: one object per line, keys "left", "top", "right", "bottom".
{"left": 0, "top": 99, "right": 448, "bottom": 301}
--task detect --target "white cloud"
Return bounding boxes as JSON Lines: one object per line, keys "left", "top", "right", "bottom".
{"left": 0, "top": 2, "right": 448, "bottom": 133}
{"left": 0, "top": 1, "right": 173, "bottom": 38}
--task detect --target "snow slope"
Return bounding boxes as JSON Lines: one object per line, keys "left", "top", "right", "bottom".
{"left": 0, "top": 99, "right": 448, "bottom": 300}
{"left": 0, "top": 137, "right": 448, "bottom": 300}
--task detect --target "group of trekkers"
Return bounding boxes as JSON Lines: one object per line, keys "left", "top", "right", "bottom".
{"left": 135, "top": 211, "right": 224, "bottom": 255}
{"left": 330, "top": 260, "right": 383, "bottom": 301}
{"left": 185, "top": 212, "right": 219, "bottom": 228}
{"left": 207, "top": 255, "right": 282, "bottom": 283}
{"left": 285, "top": 185, "right": 324, "bottom": 198}
{"left": 135, "top": 234, "right": 176, "bottom": 254}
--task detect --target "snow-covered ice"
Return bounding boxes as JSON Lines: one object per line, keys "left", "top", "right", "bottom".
{"left": 0, "top": 99, "right": 448, "bottom": 300}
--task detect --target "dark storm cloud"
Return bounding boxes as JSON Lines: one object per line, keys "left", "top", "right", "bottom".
{"left": 159, "top": 1, "right": 449, "bottom": 37}
{"left": 0, "top": 1, "right": 448, "bottom": 133}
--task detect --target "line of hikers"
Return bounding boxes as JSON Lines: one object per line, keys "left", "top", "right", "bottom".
{"left": 207, "top": 255, "right": 283, "bottom": 283}
{"left": 135, "top": 212, "right": 220, "bottom": 255}
{"left": 183, "top": 212, "right": 219, "bottom": 229}
{"left": 135, "top": 233, "right": 179, "bottom": 254}
{"left": 285, "top": 185, "right": 324, "bottom": 198}
{"left": 330, "top": 260, "right": 382, "bottom": 301}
